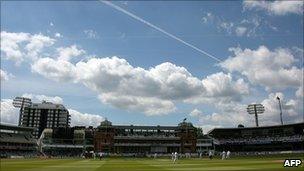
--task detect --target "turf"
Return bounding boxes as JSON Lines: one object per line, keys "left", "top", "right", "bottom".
{"left": 1, "top": 156, "right": 303, "bottom": 171}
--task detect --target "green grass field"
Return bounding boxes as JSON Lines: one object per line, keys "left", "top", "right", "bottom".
{"left": 1, "top": 156, "right": 303, "bottom": 171}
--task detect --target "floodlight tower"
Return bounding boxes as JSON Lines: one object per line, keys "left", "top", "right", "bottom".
{"left": 276, "top": 96, "right": 283, "bottom": 125}
{"left": 247, "top": 104, "right": 265, "bottom": 127}
{"left": 12, "top": 97, "right": 32, "bottom": 126}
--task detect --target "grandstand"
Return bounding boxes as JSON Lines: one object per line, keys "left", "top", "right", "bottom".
{"left": 94, "top": 119, "right": 197, "bottom": 155}
{"left": 196, "top": 135, "right": 213, "bottom": 154}
{"left": 38, "top": 126, "right": 88, "bottom": 157}
{"left": 208, "top": 122, "right": 304, "bottom": 153}
{"left": 0, "top": 124, "right": 37, "bottom": 158}
{"left": 2, "top": 108, "right": 304, "bottom": 158}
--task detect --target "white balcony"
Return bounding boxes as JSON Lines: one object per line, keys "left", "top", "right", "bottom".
{"left": 114, "top": 135, "right": 179, "bottom": 140}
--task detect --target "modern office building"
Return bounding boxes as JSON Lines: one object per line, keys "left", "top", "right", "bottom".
{"left": 19, "top": 101, "right": 70, "bottom": 138}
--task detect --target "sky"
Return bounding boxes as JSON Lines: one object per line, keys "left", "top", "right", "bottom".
{"left": 1, "top": 1, "right": 303, "bottom": 133}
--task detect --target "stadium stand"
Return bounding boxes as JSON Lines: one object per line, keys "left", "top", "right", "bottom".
{"left": 208, "top": 122, "right": 304, "bottom": 153}
{"left": 196, "top": 135, "right": 213, "bottom": 155}
{"left": 0, "top": 124, "right": 37, "bottom": 158}
{"left": 94, "top": 119, "right": 197, "bottom": 155}
{"left": 3, "top": 104, "right": 304, "bottom": 159}
{"left": 38, "top": 126, "right": 89, "bottom": 157}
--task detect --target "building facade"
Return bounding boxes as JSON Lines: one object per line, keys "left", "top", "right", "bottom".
{"left": 208, "top": 122, "right": 304, "bottom": 152}
{"left": 0, "top": 124, "right": 37, "bottom": 158}
{"left": 38, "top": 127, "right": 86, "bottom": 157}
{"left": 93, "top": 119, "right": 197, "bottom": 154}
{"left": 196, "top": 135, "right": 213, "bottom": 154}
{"left": 19, "top": 101, "right": 70, "bottom": 138}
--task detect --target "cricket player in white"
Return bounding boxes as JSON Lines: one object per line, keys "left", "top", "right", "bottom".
{"left": 173, "top": 152, "right": 178, "bottom": 163}
{"left": 208, "top": 150, "right": 213, "bottom": 160}
{"left": 221, "top": 151, "right": 226, "bottom": 160}
{"left": 171, "top": 152, "right": 174, "bottom": 161}
{"left": 226, "top": 151, "right": 230, "bottom": 159}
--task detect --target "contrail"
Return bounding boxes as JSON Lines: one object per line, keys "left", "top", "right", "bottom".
{"left": 100, "top": 1, "right": 222, "bottom": 62}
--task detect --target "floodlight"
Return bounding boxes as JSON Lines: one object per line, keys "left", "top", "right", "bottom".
{"left": 13, "top": 97, "right": 32, "bottom": 108}
{"left": 247, "top": 104, "right": 265, "bottom": 127}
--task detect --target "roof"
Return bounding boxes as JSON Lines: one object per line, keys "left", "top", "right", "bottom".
{"left": 0, "top": 124, "right": 36, "bottom": 132}
{"left": 113, "top": 125, "right": 178, "bottom": 130}
{"left": 178, "top": 121, "right": 194, "bottom": 128}
{"left": 197, "top": 134, "right": 213, "bottom": 139}
{"left": 28, "top": 102, "right": 67, "bottom": 110}
{"left": 0, "top": 132, "right": 36, "bottom": 144}
{"left": 99, "top": 119, "right": 112, "bottom": 127}
{"left": 97, "top": 119, "right": 180, "bottom": 130}
{"left": 208, "top": 122, "right": 304, "bottom": 135}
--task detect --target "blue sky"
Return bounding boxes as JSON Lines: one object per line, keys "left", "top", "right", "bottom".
{"left": 1, "top": 1, "right": 303, "bottom": 132}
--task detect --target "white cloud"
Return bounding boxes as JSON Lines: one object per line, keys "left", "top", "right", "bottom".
{"left": 235, "top": 26, "right": 247, "bottom": 37}
{"left": 21, "top": 93, "right": 64, "bottom": 104}
{"left": 0, "top": 69, "right": 11, "bottom": 81}
{"left": 199, "top": 124, "right": 223, "bottom": 134}
{"left": 186, "top": 72, "right": 249, "bottom": 105}
{"left": 261, "top": 92, "right": 303, "bottom": 124}
{"left": 220, "top": 46, "right": 302, "bottom": 91}
{"left": 2, "top": 31, "right": 301, "bottom": 126}
{"left": 57, "top": 45, "right": 85, "bottom": 61}
{"left": 217, "top": 21, "right": 234, "bottom": 34}
{"left": 98, "top": 94, "right": 175, "bottom": 116}
{"left": 222, "top": 16, "right": 262, "bottom": 37}
{"left": 199, "top": 111, "right": 248, "bottom": 130}
{"left": 25, "top": 33, "right": 56, "bottom": 60}
{"left": 69, "top": 109, "right": 104, "bottom": 127}
{"left": 74, "top": 58, "right": 202, "bottom": 115}
{"left": 195, "top": 90, "right": 303, "bottom": 133}
{"left": 243, "top": 1, "right": 303, "bottom": 15}
{"left": 205, "top": 12, "right": 275, "bottom": 37}
{"left": 192, "top": 102, "right": 251, "bottom": 133}
{"left": 192, "top": 75, "right": 303, "bottom": 131}
{"left": 1, "top": 31, "right": 55, "bottom": 65}
{"left": 1, "top": 31, "right": 30, "bottom": 64}
{"left": 0, "top": 99, "right": 19, "bottom": 125}
{"left": 24, "top": 43, "right": 85, "bottom": 81}
{"left": 240, "top": 16, "right": 261, "bottom": 37}
{"left": 31, "top": 56, "right": 248, "bottom": 115}
{"left": 191, "top": 46, "right": 303, "bottom": 132}
{"left": 189, "top": 108, "right": 203, "bottom": 117}
{"left": 31, "top": 57, "right": 77, "bottom": 82}
{"left": 208, "top": 103, "right": 249, "bottom": 126}
{"left": 201, "top": 12, "right": 214, "bottom": 24}
{"left": 296, "top": 85, "right": 303, "bottom": 99}
{"left": 54, "top": 33, "right": 62, "bottom": 38}
{"left": 50, "top": 22, "right": 54, "bottom": 26}
{"left": 292, "top": 47, "right": 304, "bottom": 58}
{"left": 202, "top": 72, "right": 249, "bottom": 101}
{"left": 202, "top": 12, "right": 242, "bottom": 35}
{"left": 84, "top": 29, "right": 98, "bottom": 39}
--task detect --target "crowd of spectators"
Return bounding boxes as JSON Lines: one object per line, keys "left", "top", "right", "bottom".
{"left": 216, "top": 134, "right": 304, "bottom": 145}
{"left": 0, "top": 150, "right": 37, "bottom": 158}
{"left": 43, "top": 149, "right": 83, "bottom": 158}
{"left": 115, "top": 132, "right": 177, "bottom": 138}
